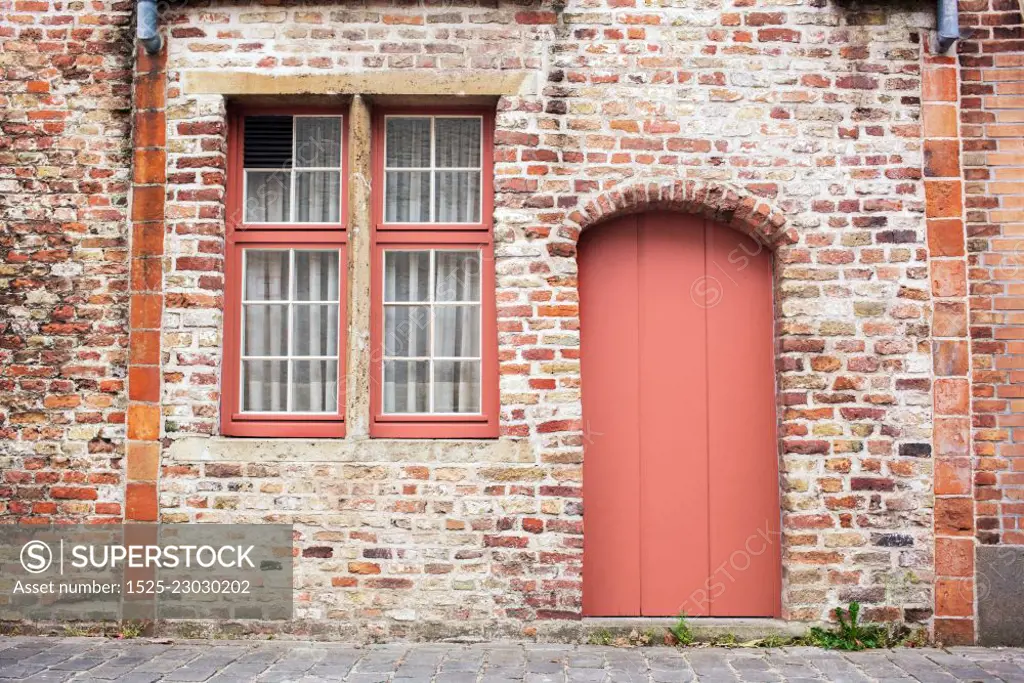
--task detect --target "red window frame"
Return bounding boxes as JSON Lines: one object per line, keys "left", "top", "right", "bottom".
{"left": 222, "top": 105, "right": 348, "bottom": 438}
{"left": 370, "top": 108, "right": 498, "bottom": 438}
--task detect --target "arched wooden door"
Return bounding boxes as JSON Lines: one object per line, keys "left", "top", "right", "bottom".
{"left": 579, "top": 211, "right": 780, "bottom": 617}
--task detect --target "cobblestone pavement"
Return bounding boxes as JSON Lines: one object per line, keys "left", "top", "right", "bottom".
{"left": 1, "top": 638, "right": 1023, "bottom": 683}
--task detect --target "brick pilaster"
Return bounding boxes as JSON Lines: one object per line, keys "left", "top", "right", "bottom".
{"left": 126, "top": 44, "right": 167, "bottom": 523}
{"left": 923, "top": 49, "right": 975, "bottom": 645}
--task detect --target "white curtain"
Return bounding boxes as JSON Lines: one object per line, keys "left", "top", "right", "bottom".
{"left": 383, "top": 251, "right": 429, "bottom": 413}
{"left": 296, "top": 171, "right": 340, "bottom": 223}
{"left": 384, "top": 117, "right": 481, "bottom": 224}
{"left": 433, "top": 252, "right": 480, "bottom": 413}
{"left": 382, "top": 251, "right": 481, "bottom": 414}
{"left": 292, "top": 251, "right": 339, "bottom": 412}
{"left": 245, "top": 171, "right": 290, "bottom": 223}
{"left": 243, "top": 251, "right": 288, "bottom": 411}
{"left": 295, "top": 117, "right": 342, "bottom": 223}
{"left": 242, "top": 250, "right": 339, "bottom": 413}
{"left": 385, "top": 118, "right": 430, "bottom": 223}
{"left": 434, "top": 118, "right": 481, "bottom": 223}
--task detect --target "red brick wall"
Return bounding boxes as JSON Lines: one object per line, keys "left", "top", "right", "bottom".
{"left": 0, "top": 0, "right": 133, "bottom": 521}
{"left": 961, "top": 0, "right": 1024, "bottom": 547}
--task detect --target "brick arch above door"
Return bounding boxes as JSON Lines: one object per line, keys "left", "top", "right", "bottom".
{"left": 550, "top": 179, "right": 798, "bottom": 257}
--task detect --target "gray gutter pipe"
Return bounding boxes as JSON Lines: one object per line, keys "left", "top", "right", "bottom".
{"left": 137, "top": 0, "right": 163, "bottom": 55}
{"left": 938, "top": 0, "right": 960, "bottom": 53}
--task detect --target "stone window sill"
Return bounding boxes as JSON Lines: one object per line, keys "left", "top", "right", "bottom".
{"left": 165, "top": 435, "right": 532, "bottom": 463}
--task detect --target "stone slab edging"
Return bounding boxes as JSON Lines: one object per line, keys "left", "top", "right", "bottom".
{"left": 166, "top": 436, "right": 535, "bottom": 463}
{"left": 183, "top": 70, "right": 538, "bottom": 97}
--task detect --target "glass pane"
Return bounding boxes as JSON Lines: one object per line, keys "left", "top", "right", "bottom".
{"left": 383, "top": 360, "right": 429, "bottom": 413}
{"left": 433, "top": 360, "right": 481, "bottom": 413}
{"left": 384, "top": 251, "right": 430, "bottom": 302}
{"left": 245, "top": 171, "right": 290, "bottom": 222}
{"left": 433, "top": 305, "right": 480, "bottom": 357}
{"left": 385, "top": 117, "right": 431, "bottom": 167}
{"left": 435, "top": 251, "right": 481, "bottom": 302}
{"left": 294, "top": 250, "right": 340, "bottom": 301}
{"left": 434, "top": 171, "right": 480, "bottom": 223}
{"left": 384, "top": 305, "right": 430, "bottom": 357}
{"left": 242, "top": 360, "right": 288, "bottom": 412}
{"left": 292, "top": 360, "right": 338, "bottom": 413}
{"left": 293, "top": 305, "right": 339, "bottom": 356}
{"left": 244, "top": 250, "right": 289, "bottom": 301}
{"left": 435, "top": 118, "right": 481, "bottom": 168}
{"left": 385, "top": 171, "right": 431, "bottom": 223}
{"left": 242, "top": 305, "right": 288, "bottom": 356}
{"left": 294, "top": 117, "right": 342, "bottom": 168}
{"left": 295, "top": 171, "right": 341, "bottom": 223}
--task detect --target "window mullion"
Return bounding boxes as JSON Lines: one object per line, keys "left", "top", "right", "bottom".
{"left": 429, "top": 116, "right": 435, "bottom": 224}
{"left": 428, "top": 249, "right": 435, "bottom": 414}
{"left": 290, "top": 117, "right": 297, "bottom": 223}
{"left": 476, "top": 252, "right": 483, "bottom": 405}
{"left": 286, "top": 249, "right": 295, "bottom": 412}
{"left": 239, "top": 249, "right": 248, "bottom": 412}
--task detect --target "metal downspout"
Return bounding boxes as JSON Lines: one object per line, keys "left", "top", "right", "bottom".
{"left": 137, "top": 0, "right": 163, "bottom": 55}
{"left": 938, "top": 0, "right": 960, "bottom": 53}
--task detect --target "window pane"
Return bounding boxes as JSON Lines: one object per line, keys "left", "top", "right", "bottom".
{"left": 385, "top": 171, "right": 431, "bottom": 223}
{"left": 294, "top": 250, "right": 340, "bottom": 301}
{"left": 384, "top": 305, "right": 430, "bottom": 357}
{"left": 242, "top": 360, "right": 288, "bottom": 412}
{"left": 435, "top": 251, "right": 481, "bottom": 302}
{"left": 434, "top": 171, "right": 480, "bottom": 223}
{"left": 435, "top": 118, "right": 481, "bottom": 168}
{"left": 384, "top": 251, "right": 430, "bottom": 302}
{"left": 294, "top": 117, "right": 341, "bottom": 168}
{"left": 292, "top": 360, "right": 338, "bottom": 412}
{"left": 433, "top": 360, "right": 481, "bottom": 413}
{"left": 243, "top": 305, "right": 288, "bottom": 356}
{"left": 293, "top": 305, "right": 339, "bottom": 356}
{"left": 244, "top": 250, "right": 289, "bottom": 301}
{"left": 295, "top": 171, "right": 341, "bottom": 223}
{"left": 245, "top": 171, "right": 291, "bottom": 223}
{"left": 433, "top": 305, "right": 480, "bottom": 358}
{"left": 386, "top": 118, "right": 431, "bottom": 167}
{"left": 379, "top": 248, "right": 488, "bottom": 416}
{"left": 383, "top": 360, "right": 429, "bottom": 413}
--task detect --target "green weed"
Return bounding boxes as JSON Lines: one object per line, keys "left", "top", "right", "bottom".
{"left": 807, "top": 602, "right": 907, "bottom": 651}
{"left": 668, "top": 612, "right": 693, "bottom": 646}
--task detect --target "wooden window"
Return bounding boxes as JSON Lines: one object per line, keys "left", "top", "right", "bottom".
{"left": 371, "top": 109, "right": 498, "bottom": 438}
{"left": 223, "top": 107, "right": 348, "bottom": 437}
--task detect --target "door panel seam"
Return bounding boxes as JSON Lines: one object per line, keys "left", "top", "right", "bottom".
{"left": 636, "top": 213, "right": 643, "bottom": 616}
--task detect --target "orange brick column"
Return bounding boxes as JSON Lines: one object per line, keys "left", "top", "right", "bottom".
{"left": 923, "top": 52, "right": 975, "bottom": 645}
{"left": 125, "top": 45, "right": 166, "bottom": 523}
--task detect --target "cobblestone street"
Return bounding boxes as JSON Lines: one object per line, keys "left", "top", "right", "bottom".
{"left": 0, "top": 638, "right": 1022, "bottom": 682}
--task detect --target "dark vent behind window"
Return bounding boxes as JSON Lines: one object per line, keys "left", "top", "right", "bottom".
{"left": 244, "top": 116, "right": 293, "bottom": 168}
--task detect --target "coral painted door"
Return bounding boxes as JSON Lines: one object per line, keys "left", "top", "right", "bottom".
{"left": 579, "top": 211, "right": 780, "bottom": 618}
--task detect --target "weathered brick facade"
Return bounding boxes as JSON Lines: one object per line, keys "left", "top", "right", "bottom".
{"left": 0, "top": 0, "right": 133, "bottom": 521}
{"left": 2, "top": 0, "right": 1023, "bottom": 645}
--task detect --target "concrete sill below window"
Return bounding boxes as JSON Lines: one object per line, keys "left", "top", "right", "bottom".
{"left": 165, "top": 435, "right": 532, "bottom": 463}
